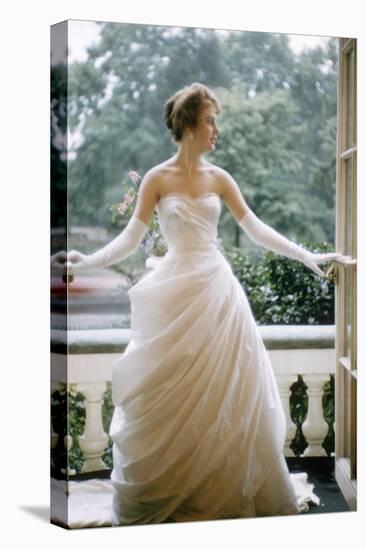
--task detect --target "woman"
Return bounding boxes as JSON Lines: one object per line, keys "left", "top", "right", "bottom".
{"left": 68, "top": 83, "right": 339, "bottom": 525}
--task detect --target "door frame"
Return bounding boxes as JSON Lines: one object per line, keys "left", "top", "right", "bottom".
{"left": 334, "top": 37, "right": 357, "bottom": 511}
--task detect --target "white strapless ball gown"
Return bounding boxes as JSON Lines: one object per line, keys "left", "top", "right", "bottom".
{"left": 109, "top": 192, "right": 320, "bottom": 525}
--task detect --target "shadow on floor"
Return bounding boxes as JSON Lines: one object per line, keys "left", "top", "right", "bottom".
{"left": 18, "top": 505, "right": 50, "bottom": 523}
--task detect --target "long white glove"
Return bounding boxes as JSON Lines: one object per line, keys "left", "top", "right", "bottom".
{"left": 239, "top": 210, "right": 340, "bottom": 277}
{"left": 67, "top": 215, "right": 148, "bottom": 270}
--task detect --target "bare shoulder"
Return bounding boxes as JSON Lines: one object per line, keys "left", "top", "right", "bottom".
{"left": 138, "top": 163, "right": 168, "bottom": 198}
{"left": 133, "top": 164, "right": 169, "bottom": 225}
{"left": 206, "top": 162, "right": 249, "bottom": 221}
{"left": 140, "top": 159, "right": 183, "bottom": 199}
{"left": 204, "top": 162, "right": 239, "bottom": 197}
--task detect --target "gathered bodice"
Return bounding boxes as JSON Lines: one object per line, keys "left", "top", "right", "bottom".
{"left": 156, "top": 193, "right": 222, "bottom": 253}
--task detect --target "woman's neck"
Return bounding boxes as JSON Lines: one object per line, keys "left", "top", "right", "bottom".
{"left": 173, "top": 142, "right": 206, "bottom": 176}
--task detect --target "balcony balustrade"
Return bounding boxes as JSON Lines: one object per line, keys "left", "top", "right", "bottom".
{"left": 51, "top": 325, "right": 335, "bottom": 475}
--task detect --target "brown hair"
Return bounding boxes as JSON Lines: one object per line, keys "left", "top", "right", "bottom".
{"left": 163, "top": 83, "right": 221, "bottom": 142}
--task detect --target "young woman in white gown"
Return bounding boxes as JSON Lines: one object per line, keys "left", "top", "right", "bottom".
{"left": 68, "top": 83, "right": 340, "bottom": 526}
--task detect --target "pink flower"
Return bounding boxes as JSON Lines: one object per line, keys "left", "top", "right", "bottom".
{"left": 116, "top": 193, "right": 135, "bottom": 216}
{"left": 128, "top": 170, "right": 141, "bottom": 185}
{"left": 117, "top": 204, "right": 128, "bottom": 215}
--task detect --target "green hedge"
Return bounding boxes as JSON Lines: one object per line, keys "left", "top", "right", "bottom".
{"left": 226, "top": 241, "right": 335, "bottom": 325}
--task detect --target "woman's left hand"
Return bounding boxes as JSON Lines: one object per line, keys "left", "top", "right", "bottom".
{"left": 303, "top": 252, "right": 342, "bottom": 277}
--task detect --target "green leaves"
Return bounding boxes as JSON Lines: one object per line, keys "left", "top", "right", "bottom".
{"left": 228, "top": 242, "right": 335, "bottom": 325}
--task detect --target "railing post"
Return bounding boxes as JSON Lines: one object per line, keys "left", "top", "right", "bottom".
{"left": 276, "top": 374, "right": 298, "bottom": 456}
{"left": 301, "top": 374, "right": 330, "bottom": 457}
{"left": 77, "top": 382, "right": 109, "bottom": 472}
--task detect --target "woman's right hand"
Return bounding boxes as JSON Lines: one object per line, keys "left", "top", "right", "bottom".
{"left": 302, "top": 252, "right": 342, "bottom": 277}
{"left": 67, "top": 250, "right": 91, "bottom": 270}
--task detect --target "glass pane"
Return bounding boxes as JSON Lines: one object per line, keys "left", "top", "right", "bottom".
{"left": 345, "top": 159, "right": 353, "bottom": 255}
{"left": 352, "top": 378, "right": 357, "bottom": 478}
{"left": 344, "top": 370, "right": 351, "bottom": 459}
{"left": 344, "top": 268, "right": 352, "bottom": 359}
{"left": 353, "top": 270, "right": 357, "bottom": 371}
{"left": 346, "top": 49, "right": 354, "bottom": 148}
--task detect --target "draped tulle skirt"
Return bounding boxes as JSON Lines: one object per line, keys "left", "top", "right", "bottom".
{"left": 109, "top": 246, "right": 319, "bottom": 525}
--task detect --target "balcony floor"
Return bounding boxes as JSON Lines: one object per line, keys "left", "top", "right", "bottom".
{"left": 55, "top": 457, "right": 350, "bottom": 529}
{"left": 286, "top": 457, "right": 351, "bottom": 514}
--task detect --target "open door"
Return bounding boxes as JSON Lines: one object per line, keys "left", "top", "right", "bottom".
{"left": 332, "top": 37, "right": 357, "bottom": 510}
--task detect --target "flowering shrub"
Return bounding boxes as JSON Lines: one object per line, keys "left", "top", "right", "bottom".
{"left": 110, "top": 170, "right": 167, "bottom": 257}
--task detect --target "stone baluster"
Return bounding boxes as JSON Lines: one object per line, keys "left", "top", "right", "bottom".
{"left": 77, "top": 382, "right": 109, "bottom": 472}
{"left": 276, "top": 374, "right": 298, "bottom": 456}
{"left": 301, "top": 374, "right": 330, "bottom": 456}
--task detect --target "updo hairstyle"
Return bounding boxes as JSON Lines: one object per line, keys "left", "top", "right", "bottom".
{"left": 163, "top": 83, "right": 221, "bottom": 142}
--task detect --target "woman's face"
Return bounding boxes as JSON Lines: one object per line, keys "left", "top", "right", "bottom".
{"left": 189, "top": 102, "right": 220, "bottom": 152}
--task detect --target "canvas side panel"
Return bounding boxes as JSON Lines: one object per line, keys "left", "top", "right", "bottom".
{"left": 50, "top": 20, "right": 69, "bottom": 530}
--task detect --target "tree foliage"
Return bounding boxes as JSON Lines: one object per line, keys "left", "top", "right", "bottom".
{"left": 66, "top": 22, "right": 337, "bottom": 248}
